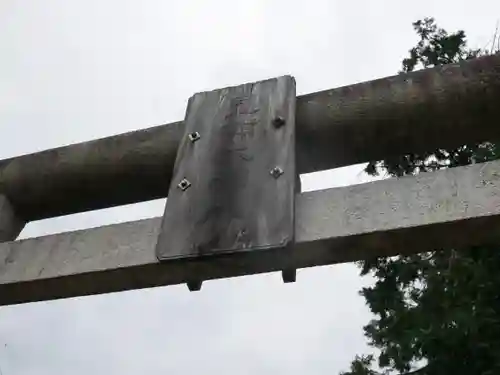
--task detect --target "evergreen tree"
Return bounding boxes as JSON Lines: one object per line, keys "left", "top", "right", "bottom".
{"left": 341, "top": 18, "right": 500, "bottom": 375}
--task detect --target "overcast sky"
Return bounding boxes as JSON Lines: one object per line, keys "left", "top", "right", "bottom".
{"left": 0, "top": 1, "right": 499, "bottom": 374}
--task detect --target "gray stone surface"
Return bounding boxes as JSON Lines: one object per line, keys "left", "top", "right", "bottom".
{"left": 1, "top": 55, "right": 499, "bottom": 221}
{"left": 0, "top": 195, "right": 25, "bottom": 242}
{"left": 2, "top": 159, "right": 500, "bottom": 305}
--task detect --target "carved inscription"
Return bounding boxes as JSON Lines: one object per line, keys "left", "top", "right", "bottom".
{"left": 197, "top": 95, "right": 261, "bottom": 252}
{"left": 156, "top": 76, "right": 296, "bottom": 262}
{"left": 229, "top": 96, "right": 259, "bottom": 161}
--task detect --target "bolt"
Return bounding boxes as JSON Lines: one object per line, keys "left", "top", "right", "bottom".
{"left": 187, "top": 280, "right": 202, "bottom": 292}
{"left": 188, "top": 132, "right": 201, "bottom": 143}
{"left": 177, "top": 178, "right": 191, "bottom": 191}
{"left": 272, "top": 116, "right": 286, "bottom": 128}
{"left": 270, "top": 166, "right": 284, "bottom": 179}
{"left": 282, "top": 269, "right": 297, "bottom": 283}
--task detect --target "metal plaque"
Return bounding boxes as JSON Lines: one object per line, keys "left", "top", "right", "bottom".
{"left": 156, "top": 76, "right": 296, "bottom": 261}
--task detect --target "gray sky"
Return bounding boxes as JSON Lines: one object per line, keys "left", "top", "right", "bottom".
{"left": 0, "top": 1, "right": 499, "bottom": 374}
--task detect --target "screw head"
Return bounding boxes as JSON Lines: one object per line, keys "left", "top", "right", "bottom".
{"left": 188, "top": 132, "right": 201, "bottom": 142}
{"left": 270, "top": 166, "right": 284, "bottom": 179}
{"left": 177, "top": 178, "right": 191, "bottom": 191}
{"left": 272, "top": 116, "right": 286, "bottom": 128}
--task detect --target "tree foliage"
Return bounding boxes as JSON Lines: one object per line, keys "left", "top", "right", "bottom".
{"left": 341, "top": 18, "right": 500, "bottom": 375}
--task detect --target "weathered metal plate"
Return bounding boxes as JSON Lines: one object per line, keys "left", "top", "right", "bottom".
{"left": 156, "top": 76, "right": 296, "bottom": 261}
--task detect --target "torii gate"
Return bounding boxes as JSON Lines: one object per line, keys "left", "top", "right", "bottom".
{"left": 1, "top": 54, "right": 500, "bottom": 305}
